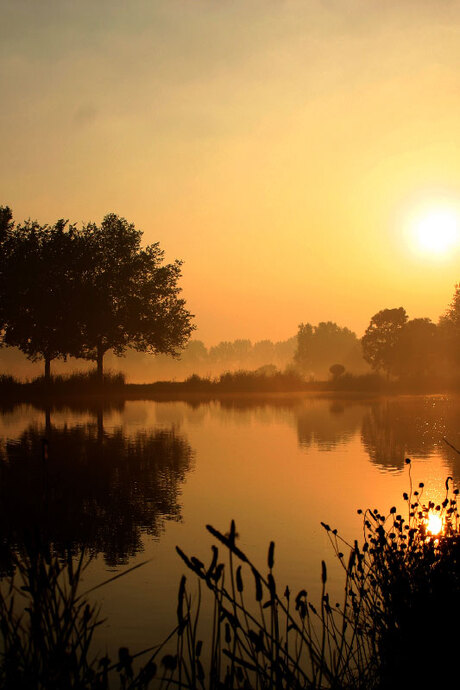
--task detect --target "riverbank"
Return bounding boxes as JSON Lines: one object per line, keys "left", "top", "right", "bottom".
{"left": 0, "top": 369, "right": 458, "bottom": 405}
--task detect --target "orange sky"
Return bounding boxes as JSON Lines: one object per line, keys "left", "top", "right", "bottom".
{"left": 1, "top": 0, "right": 460, "bottom": 344}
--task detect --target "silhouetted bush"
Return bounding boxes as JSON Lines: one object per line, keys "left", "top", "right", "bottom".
{"left": 217, "top": 369, "right": 307, "bottom": 392}
{"left": 0, "top": 370, "right": 126, "bottom": 399}
{"left": 30, "top": 369, "right": 126, "bottom": 391}
{"left": 137, "top": 370, "right": 310, "bottom": 394}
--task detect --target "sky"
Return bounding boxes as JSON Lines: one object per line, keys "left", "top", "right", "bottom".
{"left": 1, "top": 0, "right": 460, "bottom": 344}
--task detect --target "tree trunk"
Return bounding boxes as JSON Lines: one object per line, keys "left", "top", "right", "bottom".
{"left": 96, "top": 343, "right": 104, "bottom": 382}
{"left": 44, "top": 356, "right": 51, "bottom": 384}
{"left": 45, "top": 407, "right": 51, "bottom": 438}
{"left": 97, "top": 406, "right": 104, "bottom": 444}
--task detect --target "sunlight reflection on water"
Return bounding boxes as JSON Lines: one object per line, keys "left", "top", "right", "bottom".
{"left": 0, "top": 394, "right": 459, "bottom": 652}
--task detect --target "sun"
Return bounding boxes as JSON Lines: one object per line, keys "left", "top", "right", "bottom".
{"left": 412, "top": 207, "right": 459, "bottom": 256}
{"left": 426, "top": 511, "right": 443, "bottom": 536}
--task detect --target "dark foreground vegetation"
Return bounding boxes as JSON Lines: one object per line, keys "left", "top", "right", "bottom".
{"left": 1, "top": 460, "right": 459, "bottom": 689}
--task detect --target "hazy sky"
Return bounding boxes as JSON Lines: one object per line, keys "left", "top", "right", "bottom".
{"left": 2, "top": 0, "right": 460, "bottom": 343}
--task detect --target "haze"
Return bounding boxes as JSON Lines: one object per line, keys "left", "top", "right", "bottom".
{"left": 1, "top": 0, "right": 460, "bottom": 344}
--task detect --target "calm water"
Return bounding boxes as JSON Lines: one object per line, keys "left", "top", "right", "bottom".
{"left": 0, "top": 395, "right": 459, "bottom": 653}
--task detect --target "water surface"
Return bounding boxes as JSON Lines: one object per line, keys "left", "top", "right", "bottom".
{"left": 0, "top": 395, "right": 459, "bottom": 653}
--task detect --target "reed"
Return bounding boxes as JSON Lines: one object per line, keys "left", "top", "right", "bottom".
{"left": 169, "top": 459, "right": 460, "bottom": 688}
{"left": 0, "top": 541, "right": 168, "bottom": 689}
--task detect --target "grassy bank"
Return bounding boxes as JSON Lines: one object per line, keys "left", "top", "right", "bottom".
{"left": 1, "top": 369, "right": 458, "bottom": 402}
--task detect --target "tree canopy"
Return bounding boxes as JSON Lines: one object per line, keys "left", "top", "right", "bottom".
{"left": 0, "top": 213, "right": 82, "bottom": 379}
{"left": 438, "top": 283, "right": 460, "bottom": 368}
{"left": 74, "top": 214, "right": 195, "bottom": 377}
{"left": 393, "top": 318, "right": 438, "bottom": 378}
{"left": 0, "top": 209, "right": 195, "bottom": 380}
{"left": 294, "top": 321, "right": 360, "bottom": 377}
{"left": 361, "top": 307, "right": 408, "bottom": 377}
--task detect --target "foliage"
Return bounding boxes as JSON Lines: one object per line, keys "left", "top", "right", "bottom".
{"left": 0, "top": 213, "right": 82, "bottom": 379}
{"left": 391, "top": 317, "right": 438, "bottom": 378}
{"left": 0, "top": 210, "right": 194, "bottom": 382}
{"left": 361, "top": 308, "right": 407, "bottom": 376}
{"left": 0, "top": 546, "right": 102, "bottom": 689}
{"left": 295, "top": 322, "right": 362, "bottom": 378}
{"left": 0, "top": 543, "right": 168, "bottom": 689}
{"left": 216, "top": 369, "right": 306, "bottom": 392}
{"left": 28, "top": 369, "right": 126, "bottom": 392}
{"left": 0, "top": 206, "right": 15, "bottom": 335}
{"left": 438, "top": 282, "right": 460, "bottom": 367}
{"left": 75, "top": 214, "right": 195, "bottom": 377}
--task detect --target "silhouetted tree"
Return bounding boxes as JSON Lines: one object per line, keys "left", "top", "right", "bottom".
{"left": 0, "top": 216, "right": 81, "bottom": 381}
{"left": 294, "top": 323, "right": 314, "bottom": 373}
{"left": 0, "top": 206, "right": 15, "bottom": 337}
{"left": 438, "top": 283, "right": 460, "bottom": 369}
{"left": 75, "top": 214, "right": 195, "bottom": 379}
{"left": 393, "top": 318, "right": 438, "bottom": 379}
{"left": 295, "top": 322, "right": 360, "bottom": 377}
{"left": 361, "top": 307, "right": 408, "bottom": 377}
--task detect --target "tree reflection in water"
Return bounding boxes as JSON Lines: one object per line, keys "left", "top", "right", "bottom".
{"left": 0, "top": 404, "right": 193, "bottom": 572}
{"left": 361, "top": 397, "right": 460, "bottom": 472}
{"left": 294, "top": 396, "right": 460, "bottom": 476}
{"left": 297, "top": 401, "right": 363, "bottom": 451}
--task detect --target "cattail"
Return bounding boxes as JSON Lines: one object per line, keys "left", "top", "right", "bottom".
{"left": 213, "top": 563, "right": 224, "bottom": 583}
{"left": 196, "top": 659, "right": 204, "bottom": 682}
{"left": 236, "top": 565, "right": 243, "bottom": 593}
{"left": 207, "top": 545, "right": 218, "bottom": 578}
{"left": 253, "top": 568, "right": 263, "bottom": 602}
{"left": 348, "top": 549, "right": 356, "bottom": 573}
{"left": 177, "top": 575, "right": 186, "bottom": 626}
{"left": 267, "top": 573, "right": 276, "bottom": 598}
{"left": 268, "top": 541, "right": 275, "bottom": 569}
{"left": 229, "top": 519, "right": 236, "bottom": 545}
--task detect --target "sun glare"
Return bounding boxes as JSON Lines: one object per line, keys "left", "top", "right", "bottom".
{"left": 412, "top": 208, "right": 459, "bottom": 256}
{"left": 426, "top": 511, "right": 443, "bottom": 536}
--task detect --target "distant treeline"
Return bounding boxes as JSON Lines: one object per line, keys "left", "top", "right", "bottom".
{"left": 0, "top": 206, "right": 459, "bottom": 389}
{"left": 0, "top": 330, "right": 368, "bottom": 384}
{"left": 1, "top": 289, "right": 460, "bottom": 388}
